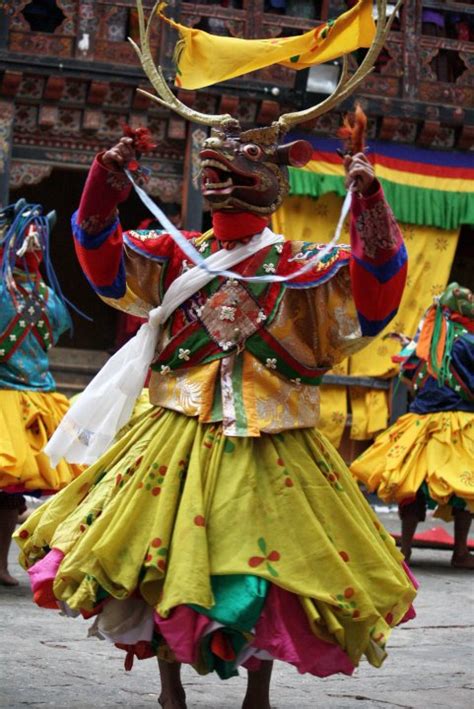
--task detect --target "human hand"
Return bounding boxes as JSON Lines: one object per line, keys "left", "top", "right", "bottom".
{"left": 344, "top": 152, "right": 375, "bottom": 195}
{"left": 102, "top": 137, "right": 137, "bottom": 171}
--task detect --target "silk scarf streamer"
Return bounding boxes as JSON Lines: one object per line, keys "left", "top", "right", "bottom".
{"left": 159, "top": 0, "right": 375, "bottom": 90}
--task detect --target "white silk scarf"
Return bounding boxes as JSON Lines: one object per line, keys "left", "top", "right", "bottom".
{"left": 45, "top": 228, "right": 283, "bottom": 466}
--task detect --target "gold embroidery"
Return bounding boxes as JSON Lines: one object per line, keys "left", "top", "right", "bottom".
{"left": 356, "top": 202, "right": 398, "bottom": 259}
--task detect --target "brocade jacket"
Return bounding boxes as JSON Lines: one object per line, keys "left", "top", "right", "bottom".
{"left": 0, "top": 268, "right": 70, "bottom": 391}
{"left": 72, "top": 156, "right": 408, "bottom": 436}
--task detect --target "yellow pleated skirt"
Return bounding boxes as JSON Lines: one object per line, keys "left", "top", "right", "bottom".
{"left": 351, "top": 410, "right": 474, "bottom": 517}
{"left": 16, "top": 406, "right": 416, "bottom": 672}
{"left": 0, "top": 389, "right": 84, "bottom": 493}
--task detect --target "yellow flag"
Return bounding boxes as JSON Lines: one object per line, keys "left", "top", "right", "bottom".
{"left": 159, "top": 0, "right": 375, "bottom": 90}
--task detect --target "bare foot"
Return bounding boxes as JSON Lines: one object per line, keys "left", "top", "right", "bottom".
{"left": 401, "top": 547, "right": 411, "bottom": 564}
{"left": 451, "top": 552, "right": 474, "bottom": 569}
{"left": 158, "top": 688, "right": 187, "bottom": 708}
{"left": 242, "top": 700, "right": 271, "bottom": 709}
{"left": 0, "top": 570, "right": 19, "bottom": 586}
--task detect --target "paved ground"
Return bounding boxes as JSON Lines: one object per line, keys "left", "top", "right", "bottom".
{"left": 2, "top": 510, "right": 473, "bottom": 709}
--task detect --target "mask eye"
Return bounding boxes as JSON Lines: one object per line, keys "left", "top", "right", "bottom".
{"left": 243, "top": 144, "right": 263, "bottom": 160}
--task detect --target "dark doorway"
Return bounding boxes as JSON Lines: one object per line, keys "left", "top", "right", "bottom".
{"left": 449, "top": 225, "right": 474, "bottom": 291}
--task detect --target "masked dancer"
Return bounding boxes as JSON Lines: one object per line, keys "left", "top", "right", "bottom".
{"left": 16, "top": 2, "right": 416, "bottom": 707}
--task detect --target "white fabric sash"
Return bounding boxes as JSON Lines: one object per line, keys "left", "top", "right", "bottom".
{"left": 45, "top": 228, "right": 283, "bottom": 466}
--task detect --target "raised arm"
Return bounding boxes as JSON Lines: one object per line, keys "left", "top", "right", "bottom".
{"left": 72, "top": 139, "right": 174, "bottom": 315}
{"left": 345, "top": 153, "right": 407, "bottom": 337}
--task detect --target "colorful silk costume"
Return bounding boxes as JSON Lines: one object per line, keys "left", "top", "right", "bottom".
{"left": 0, "top": 201, "right": 83, "bottom": 502}
{"left": 351, "top": 283, "right": 474, "bottom": 521}
{"left": 15, "top": 151, "right": 417, "bottom": 677}
{"left": 16, "top": 0, "right": 416, "bottom": 683}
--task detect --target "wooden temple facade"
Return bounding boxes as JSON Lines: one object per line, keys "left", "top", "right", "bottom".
{"left": 0, "top": 1, "right": 473, "bottom": 204}
{"left": 0, "top": 0, "right": 473, "bottom": 353}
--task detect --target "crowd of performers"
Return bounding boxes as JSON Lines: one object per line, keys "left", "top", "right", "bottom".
{"left": 0, "top": 1, "right": 472, "bottom": 707}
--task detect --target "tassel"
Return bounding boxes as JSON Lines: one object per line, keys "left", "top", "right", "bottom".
{"left": 337, "top": 102, "right": 367, "bottom": 155}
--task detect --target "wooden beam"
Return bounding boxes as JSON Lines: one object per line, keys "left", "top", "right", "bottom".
{"left": 44, "top": 76, "right": 65, "bottom": 101}
{"left": 177, "top": 90, "right": 196, "bottom": 108}
{"left": 256, "top": 100, "right": 279, "bottom": 125}
{"left": 0, "top": 70, "right": 22, "bottom": 98}
{"left": 87, "top": 81, "right": 108, "bottom": 106}
{"left": 219, "top": 94, "right": 239, "bottom": 116}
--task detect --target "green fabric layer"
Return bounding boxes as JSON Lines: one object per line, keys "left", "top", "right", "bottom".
{"left": 190, "top": 574, "right": 269, "bottom": 679}
{"left": 288, "top": 168, "right": 474, "bottom": 231}
{"left": 420, "top": 481, "right": 466, "bottom": 511}
{"left": 289, "top": 170, "right": 346, "bottom": 201}
{"left": 189, "top": 574, "right": 269, "bottom": 630}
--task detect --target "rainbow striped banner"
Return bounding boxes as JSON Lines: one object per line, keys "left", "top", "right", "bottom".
{"left": 287, "top": 135, "right": 474, "bottom": 231}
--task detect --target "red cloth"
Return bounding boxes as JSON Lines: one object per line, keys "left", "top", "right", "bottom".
{"left": 212, "top": 211, "right": 269, "bottom": 241}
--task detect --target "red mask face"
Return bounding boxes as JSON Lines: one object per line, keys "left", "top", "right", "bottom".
{"left": 199, "top": 125, "right": 312, "bottom": 215}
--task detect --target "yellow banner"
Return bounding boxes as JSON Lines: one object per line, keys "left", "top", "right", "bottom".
{"left": 159, "top": 0, "right": 375, "bottom": 90}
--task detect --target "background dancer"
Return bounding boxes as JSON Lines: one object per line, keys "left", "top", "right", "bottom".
{"left": 0, "top": 200, "right": 83, "bottom": 586}
{"left": 352, "top": 283, "right": 474, "bottom": 568}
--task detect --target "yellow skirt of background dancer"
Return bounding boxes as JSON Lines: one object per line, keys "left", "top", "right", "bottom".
{"left": 351, "top": 411, "right": 474, "bottom": 520}
{"left": 0, "top": 389, "right": 83, "bottom": 492}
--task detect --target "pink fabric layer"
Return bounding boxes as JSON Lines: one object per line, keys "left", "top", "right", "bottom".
{"left": 156, "top": 585, "right": 354, "bottom": 677}
{"left": 252, "top": 585, "right": 355, "bottom": 677}
{"left": 26, "top": 550, "right": 415, "bottom": 676}
{"left": 154, "top": 606, "right": 210, "bottom": 664}
{"left": 403, "top": 560, "right": 419, "bottom": 589}
{"left": 28, "top": 548, "right": 64, "bottom": 597}
{"left": 27, "top": 548, "right": 65, "bottom": 609}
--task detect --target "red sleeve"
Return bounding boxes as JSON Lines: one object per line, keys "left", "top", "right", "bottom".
{"left": 72, "top": 154, "right": 198, "bottom": 302}
{"left": 72, "top": 154, "right": 131, "bottom": 296}
{"left": 76, "top": 152, "right": 131, "bottom": 232}
{"left": 349, "top": 182, "right": 408, "bottom": 336}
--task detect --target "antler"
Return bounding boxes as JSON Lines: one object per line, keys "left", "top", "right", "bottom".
{"left": 129, "top": 0, "right": 236, "bottom": 128}
{"left": 277, "top": 0, "right": 404, "bottom": 131}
